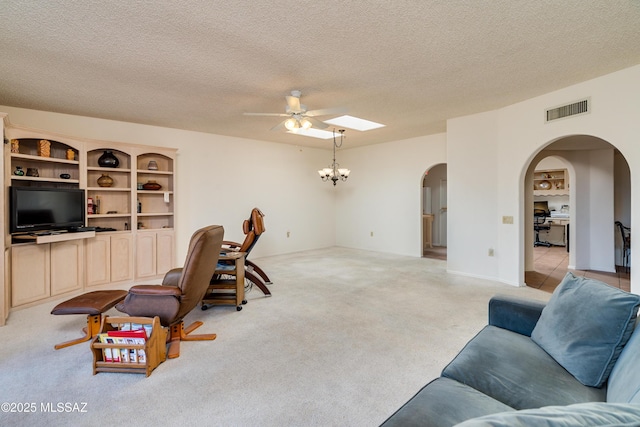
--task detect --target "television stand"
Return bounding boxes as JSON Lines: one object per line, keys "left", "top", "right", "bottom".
{"left": 68, "top": 226, "right": 96, "bottom": 233}
{"left": 12, "top": 231, "right": 96, "bottom": 245}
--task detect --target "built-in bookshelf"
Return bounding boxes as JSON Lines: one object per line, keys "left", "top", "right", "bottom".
{"left": 3, "top": 123, "right": 178, "bottom": 313}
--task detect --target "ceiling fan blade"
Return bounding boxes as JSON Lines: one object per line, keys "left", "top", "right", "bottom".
{"left": 307, "top": 117, "right": 329, "bottom": 129}
{"left": 305, "top": 106, "right": 348, "bottom": 117}
{"left": 270, "top": 120, "right": 288, "bottom": 131}
{"left": 285, "top": 95, "right": 303, "bottom": 113}
{"left": 244, "top": 112, "right": 290, "bottom": 117}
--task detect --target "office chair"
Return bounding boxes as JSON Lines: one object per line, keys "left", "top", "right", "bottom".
{"left": 615, "top": 221, "right": 631, "bottom": 273}
{"left": 534, "top": 209, "right": 552, "bottom": 247}
{"left": 116, "top": 225, "right": 224, "bottom": 358}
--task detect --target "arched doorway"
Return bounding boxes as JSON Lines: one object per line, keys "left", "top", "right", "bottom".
{"left": 523, "top": 135, "right": 631, "bottom": 292}
{"left": 422, "top": 163, "right": 447, "bottom": 260}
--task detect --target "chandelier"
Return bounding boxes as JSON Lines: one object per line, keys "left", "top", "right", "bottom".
{"left": 318, "top": 129, "right": 350, "bottom": 186}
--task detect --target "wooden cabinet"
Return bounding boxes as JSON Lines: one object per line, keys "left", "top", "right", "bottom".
{"left": 136, "top": 230, "right": 174, "bottom": 279}
{"left": 50, "top": 240, "right": 84, "bottom": 296}
{"left": 11, "top": 240, "right": 83, "bottom": 307}
{"left": 533, "top": 169, "right": 569, "bottom": 196}
{"left": 11, "top": 244, "right": 49, "bottom": 306}
{"left": 86, "top": 233, "right": 133, "bottom": 286}
{"left": 3, "top": 122, "right": 177, "bottom": 314}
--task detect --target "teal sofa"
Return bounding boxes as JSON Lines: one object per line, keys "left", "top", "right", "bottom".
{"left": 381, "top": 273, "right": 640, "bottom": 426}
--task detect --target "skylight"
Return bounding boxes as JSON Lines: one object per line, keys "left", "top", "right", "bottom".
{"left": 323, "top": 115, "right": 385, "bottom": 131}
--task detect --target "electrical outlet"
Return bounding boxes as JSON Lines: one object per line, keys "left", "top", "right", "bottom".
{"left": 502, "top": 216, "right": 514, "bottom": 224}
{"left": 488, "top": 248, "right": 494, "bottom": 257}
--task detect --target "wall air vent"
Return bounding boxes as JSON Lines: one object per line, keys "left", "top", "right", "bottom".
{"left": 545, "top": 98, "right": 590, "bottom": 123}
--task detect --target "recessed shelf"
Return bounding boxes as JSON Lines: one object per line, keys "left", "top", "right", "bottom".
{"left": 87, "top": 187, "right": 131, "bottom": 192}
{"left": 88, "top": 166, "right": 132, "bottom": 173}
{"left": 137, "top": 213, "right": 174, "bottom": 217}
{"left": 11, "top": 153, "right": 79, "bottom": 165}
{"left": 11, "top": 175, "right": 80, "bottom": 184}
{"left": 137, "top": 170, "right": 173, "bottom": 175}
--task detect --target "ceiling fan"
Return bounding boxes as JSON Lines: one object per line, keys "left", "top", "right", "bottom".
{"left": 244, "top": 90, "right": 346, "bottom": 131}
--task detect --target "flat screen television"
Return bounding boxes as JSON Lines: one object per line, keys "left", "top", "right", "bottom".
{"left": 10, "top": 186, "right": 86, "bottom": 233}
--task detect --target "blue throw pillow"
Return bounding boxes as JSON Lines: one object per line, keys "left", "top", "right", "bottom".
{"left": 531, "top": 272, "right": 640, "bottom": 387}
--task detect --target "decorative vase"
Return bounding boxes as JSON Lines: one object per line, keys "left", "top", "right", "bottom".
{"left": 26, "top": 168, "right": 39, "bottom": 177}
{"left": 98, "top": 150, "right": 119, "bottom": 168}
{"left": 147, "top": 160, "right": 158, "bottom": 170}
{"left": 37, "top": 139, "right": 51, "bottom": 157}
{"left": 60, "top": 173, "right": 71, "bottom": 179}
{"left": 142, "top": 180, "right": 162, "bottom": 191}
{"left": 66, "top": 149, "right": 75, "bottom": 160}
{"left": 14, "top": 166, "right": 24, "bottom": 176}
{"left": 97, "top": 174, "right": 114, "bottom": 187}
{"left": 10, "top": 139, "right": 19, "bottom": 153}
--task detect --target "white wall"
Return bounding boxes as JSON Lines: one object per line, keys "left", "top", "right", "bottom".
{"left": 335, "top": 134, "right": 447, "bottom": 257}
{"left": 447, "top": 64, "right": 640, "bottom": 293}
{"left": 3, "top": 64, "right": 639, "bottom": 294}
{"left": 1, "top": 106, "right": 336, "bottom": 263}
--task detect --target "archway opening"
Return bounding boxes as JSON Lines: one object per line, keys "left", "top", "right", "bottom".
{"left": 522, "top": 135, "right": 630, "bottom": 293}
{"left": 422, "top": 163, "right": 447, "bottom": 260}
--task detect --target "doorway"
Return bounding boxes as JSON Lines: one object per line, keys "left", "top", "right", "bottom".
{"left": 523, "top": 136, "right": 631, "bottom": 293}
{"left": 422, "top": 164, "right": 447, "bottom": 260}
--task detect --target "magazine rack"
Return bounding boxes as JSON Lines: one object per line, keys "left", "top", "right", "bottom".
{"left": 91, "top": 316, "right": 167, "bottom": 377}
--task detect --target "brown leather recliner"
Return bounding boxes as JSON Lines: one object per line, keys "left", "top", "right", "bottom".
{"left": 116, "top": 225, "right": 224, "bottom": 359}
{"left": 213, "top": 208, "right": 272, "bottom": 296}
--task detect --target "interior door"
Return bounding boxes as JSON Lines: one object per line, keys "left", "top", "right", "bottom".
{"left": 439, "top": 179, "right": 447, "bottom": 246}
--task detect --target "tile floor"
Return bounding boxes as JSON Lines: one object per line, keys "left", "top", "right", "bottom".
{"left": 525, "top": 246, "right": 630, "bottom": 293}
{"left": 424, "top": 245, "right": 630, "bottom": 294}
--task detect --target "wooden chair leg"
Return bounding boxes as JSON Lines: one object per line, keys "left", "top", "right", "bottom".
{"left": 246, "top": 270, "right": 272, "bottom": 296}
{"left": 246, "top": 260, "right": 273, "bottom": 284}
{"left": 54, "top": 314, "right": 102, "bottom": 350}
{"left": 167, "top": 321, "right": 216, "bottom": 359}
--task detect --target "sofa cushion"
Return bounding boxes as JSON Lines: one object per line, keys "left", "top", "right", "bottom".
{"left": 607, "top": 320, "right": 640, "bottom": 403}
{"left": 442, "top": 325, "right": 606, "bottom": 410}
{"left": 380, "top": 377, "right": 514, "bottom": 427}
{"left": 531, "top": 272, "right": 640, "bottom": 387}
{"left": 454, "top": 402, "right": 640, "bottom": 427}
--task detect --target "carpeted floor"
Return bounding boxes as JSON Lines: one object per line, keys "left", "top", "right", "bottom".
{"left": 0, "top": 247, "right": 548, "bottom": 426}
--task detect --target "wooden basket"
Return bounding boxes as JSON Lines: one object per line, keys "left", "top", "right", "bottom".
{"left": 91, "top": 316, "right": 167, "bottom": 377}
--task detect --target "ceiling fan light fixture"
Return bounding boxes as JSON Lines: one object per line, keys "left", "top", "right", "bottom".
{"left": 300, "top": 118, "right": 312, "bottom": 130}
{"left": 284, "top": 118, "right": 298, "bottom": 131}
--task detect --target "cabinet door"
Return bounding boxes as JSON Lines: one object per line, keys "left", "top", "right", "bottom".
{"left": 50, "top": 240, "right": 83, "bottom": 296}
{"left": 156, "top": 230, "right": 175, "bottom": 276}
{"left": 86, "top": 235, "right": 111, "bottom": 286}
{"left": 136, "top": 232, "right": 157, "bottom": 278}
{"left": 111, "top": 233, "right": 133, "bottom": 282}
{"left": 12, "top": 244, "right": 50, "bottom": 306}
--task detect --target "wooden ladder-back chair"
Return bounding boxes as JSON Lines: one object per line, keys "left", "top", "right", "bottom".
{"left": 116, "top": 225, "right": 224, "bottom": 359}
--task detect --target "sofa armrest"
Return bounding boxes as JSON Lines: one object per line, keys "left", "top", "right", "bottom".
{"left": 488, "top": 295, "right": 546, "bottom": 337}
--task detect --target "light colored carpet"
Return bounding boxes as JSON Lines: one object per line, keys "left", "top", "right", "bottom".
{"left": 0, "top": 247, "right": 548, "bottom": 426}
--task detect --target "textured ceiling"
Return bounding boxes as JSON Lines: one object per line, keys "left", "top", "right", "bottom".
{"left": 1, "top": 1, "right": 640, "bottom": 149}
